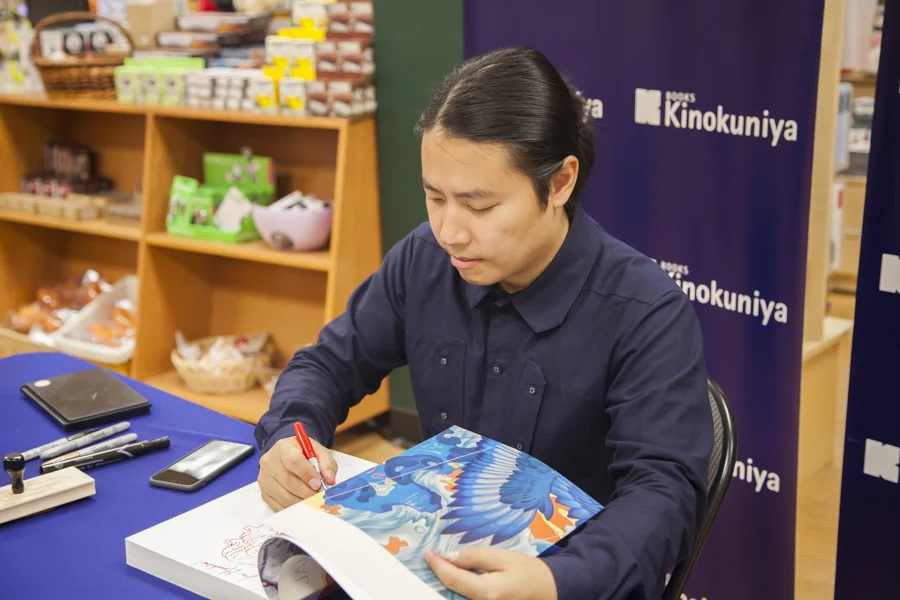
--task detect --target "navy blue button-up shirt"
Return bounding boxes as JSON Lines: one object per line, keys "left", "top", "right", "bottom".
{"left": 256, "top": 206, "right": 713, "bottom": 600}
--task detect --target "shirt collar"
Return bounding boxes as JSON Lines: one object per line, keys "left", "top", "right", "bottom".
{"left": 464, "top": 206, "right": 601, "bottom": 333}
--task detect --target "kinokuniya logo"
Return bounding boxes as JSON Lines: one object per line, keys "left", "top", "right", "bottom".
{"left": 650, "top": 258, "right": 789, "bottom": 326}
{"left": 864, "top": 438, "right": 899, "bottom": 484}
{"left": 575, "top": 89, "right": 604, "bottom": 120}
{"left": 634, "top": 88, "right": 799, "bottom": 147}
{"left": 733, "top": 457, "right": 780, "bottom": 494}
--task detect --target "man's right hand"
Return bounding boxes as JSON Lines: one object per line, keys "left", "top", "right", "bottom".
{"left": 257, "top": 435, "right": 338, "bottom": 511}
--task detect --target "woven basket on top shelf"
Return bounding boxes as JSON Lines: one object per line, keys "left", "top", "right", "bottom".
{"left": 30, "top": 12, "right": 134, "bottom": 100}
{"left": 171, "top": 336, "right": 275, "bottom": 395}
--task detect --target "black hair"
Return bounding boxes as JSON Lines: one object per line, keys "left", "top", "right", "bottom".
{"left": 415, "top": 46, "right": 595, "bottom": 220}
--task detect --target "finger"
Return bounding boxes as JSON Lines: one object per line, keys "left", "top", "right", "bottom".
{"left": 447, "top": 546, "right": 517, "bottom": 572}
{"left": 259, "top": 470, "right": 304, "bottom": 509}
{"left": 312, "top": 440, "right": 338, "bottom": 485}
{"left": 280, "top": 442, "right": 322, "bottom": 490}
{"left": 261, "top": 447, "right": 316, "bottom": 499}
{"left": 271, "top": 461, "right": 318, "bottom": 499}
{"left": 425, "top": 550, "right": 484, "bottom": 600}
{"left": 261, "top": 489, "right": 285, "bottom": 512}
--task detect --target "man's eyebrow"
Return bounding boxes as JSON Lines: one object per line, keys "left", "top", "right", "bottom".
{"left": 456, "top": 188, "right": 494, "bottom": 200}
{"left": 422, "top": 178, "right": 493, "bottom": 200}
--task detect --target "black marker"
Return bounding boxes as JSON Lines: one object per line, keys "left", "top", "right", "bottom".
{"left": 40, "top": 437, "right": 170, "bottom": 474}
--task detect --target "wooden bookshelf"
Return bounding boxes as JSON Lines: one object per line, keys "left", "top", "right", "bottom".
{"left": 0, "top": 94, "right": 390, "bottom": 432}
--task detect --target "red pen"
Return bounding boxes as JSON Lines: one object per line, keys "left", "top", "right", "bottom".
{"left": 294, "top": 422, "right": 328, "bottom": 491}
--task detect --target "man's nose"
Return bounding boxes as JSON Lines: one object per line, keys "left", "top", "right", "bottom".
{"left": 438, "top": 206, "right": 471, "bottom": 247}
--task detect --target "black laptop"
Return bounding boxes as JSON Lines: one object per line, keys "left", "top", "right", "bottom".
{"left": 21, "top": 367, "right": 151, "bottom": 430}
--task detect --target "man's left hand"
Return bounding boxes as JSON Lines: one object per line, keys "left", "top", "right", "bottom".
{"left": 424, "top": 546, "right": 558, "bottom": 600}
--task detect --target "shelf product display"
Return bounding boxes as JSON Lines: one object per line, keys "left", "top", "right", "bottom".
{"left": 5, "top": 269, "right": 111, "bottom": 341}
{"left": 21, "top": 140, "right": 112, "bottom": 198}
{"left": 53, "top": 274, "right": 139, "bottom": 371}
{"left": 108, "top": 2, "right": 377, "bottom": 118}
{"left": 0, "top": 90, "right": 388, "bottom": 428}
{"left": 165, "top": 149, "right": 275, "bottom": 243}
{"left": 31, "top": 12, "right": 134, "bottom": 100}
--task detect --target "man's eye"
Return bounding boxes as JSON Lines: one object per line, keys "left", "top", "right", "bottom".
{"left": 470, "top": 205, "right": 494, "bottom": 214}
{"left": 427, "top": 196, "right": 445, "bottom": 204}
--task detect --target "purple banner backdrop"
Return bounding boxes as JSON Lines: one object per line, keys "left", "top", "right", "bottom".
{"left": 835, "top": 0, "right": 900, "bottom": 597}
{"left": 463, "top": 2, "right": 825, "bottom": 599}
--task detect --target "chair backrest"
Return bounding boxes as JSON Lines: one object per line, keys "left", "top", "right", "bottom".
{"left": 662, "top": 377, "right": 737, "bottom": 600}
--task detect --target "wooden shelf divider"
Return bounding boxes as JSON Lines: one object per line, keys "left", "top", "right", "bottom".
{"left": 0, "top": 208, "right": 142, "bottom": 241}
{"left": 144, "top": 233, "right": 332, "bottom": 271}
{"left": 0, "top": 94, "right": 390, "bottom": 430}
{"left": 0, "top": 94, "right": 348, "bottom": 129}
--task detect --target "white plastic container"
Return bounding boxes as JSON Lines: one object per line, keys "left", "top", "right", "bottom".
{"left": 54, "top": 275, "right": 139, "bottom": 365}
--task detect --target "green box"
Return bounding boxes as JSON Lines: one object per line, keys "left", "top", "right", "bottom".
{"left": 166, "top": 175, "right": 260, "bottom": 243}
{"left": 114, "top": 66, "right": 142, "bottom": 104}
{"left": 203, "top": 152, "right": 275, "bottom": 205}
{"left": 119, "top": 58, "right": 205, "bottom": 106}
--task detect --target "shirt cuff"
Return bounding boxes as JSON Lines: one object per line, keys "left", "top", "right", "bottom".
{"left": 262, "top": 420, "right": 327, "bottom": 456}
{"left": 541, "top": 550, "right": 592, "bottom": 600}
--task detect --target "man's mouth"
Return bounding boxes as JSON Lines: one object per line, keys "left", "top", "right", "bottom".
{"left": 450, "top": 255, "right": 482, "bottom": 269}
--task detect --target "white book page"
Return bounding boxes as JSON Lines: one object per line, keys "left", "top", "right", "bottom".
{"left": 126, "top": 450, "right": 376, "bottom": 596}
{"left": 264, "top": 503, "right": 445, "bottom": 600}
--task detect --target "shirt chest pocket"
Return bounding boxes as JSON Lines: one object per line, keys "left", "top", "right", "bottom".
{"left": 407, "top": 335, "right": 466, "bottom": 436}
{"left": 503, "top": 359, "right": 546, "bottom": 453}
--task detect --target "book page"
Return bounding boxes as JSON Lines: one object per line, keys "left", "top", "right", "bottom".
{"left": 258, "top": 426, "right": 604, "bottom": 599}
{"left": 126, "top": 450, "right": 376, "bottom": 598}
{"left": 262, "top": 503, "right": 444, "bottom": 600}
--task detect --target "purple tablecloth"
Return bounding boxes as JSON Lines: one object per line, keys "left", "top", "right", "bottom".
{"left": 0, "top": 352, "right": 262, "bottom": 598}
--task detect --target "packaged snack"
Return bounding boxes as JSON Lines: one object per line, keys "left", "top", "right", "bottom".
{"left": 174, "top": 331, "right": 271, "bottom": 363}
{"left": 6, "top": 270, "right": 112, "bottom": 336}
{"left": 328, "top": 80, "right": 366, "bottom": 117}
{"left": 279, "top": 77, "right": 307, "bottom": 116}
{"left": 350, "top": 2, "right": 373, "bottom": 38}
{"left": 306, "top": 80, "right": 329, "bottom": 116}
{"left": 84, "top": 299, "right": 137, "bottom": 347}
{"left": 315, "top": 41, "right": 337, "bottom": 80}
{"left": 336, "top": 40, "right": 374, "bottom": 82}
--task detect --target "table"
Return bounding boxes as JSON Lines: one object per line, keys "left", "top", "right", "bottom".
{"left": 0, "top": 353, "right": 263, "bottom": 599}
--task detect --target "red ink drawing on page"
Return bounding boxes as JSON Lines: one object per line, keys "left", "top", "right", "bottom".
{"left": 221, "top": 525, "right": 282, "bottom": 567}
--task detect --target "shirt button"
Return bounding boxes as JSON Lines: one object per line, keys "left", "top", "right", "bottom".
{"left": 440, "top": 356, "right": 448, "bottom": 366}
{"left": 528, "top": 385, "right": 536, "bottom": 395}
{"left": 516, "top": 442, "right": 523, "bottom": 450}
{"left": 440, "top": 412, "right": 448, "bottom": 421}
{"left": 492, "top": 365, "right": 502, "bottom": 375}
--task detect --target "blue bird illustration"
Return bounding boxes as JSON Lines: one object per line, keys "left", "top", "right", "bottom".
{"left": 439, "top": 442, "right": 603, "bottom": 545}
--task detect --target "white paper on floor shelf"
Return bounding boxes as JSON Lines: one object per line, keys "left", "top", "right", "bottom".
{"left": 125, "top": 450, "right": 377, "bottom": 599}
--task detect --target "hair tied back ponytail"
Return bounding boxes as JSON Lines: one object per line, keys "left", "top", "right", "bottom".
{"left": 416, "top": 46, "right": 597, "bottom": 220}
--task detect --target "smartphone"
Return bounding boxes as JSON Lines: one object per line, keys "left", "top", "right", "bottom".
{"left": 149, "top": 439, "right": 254, "bottom": 492}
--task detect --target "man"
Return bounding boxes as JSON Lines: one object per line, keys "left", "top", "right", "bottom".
{"left": 255, "top": 47, "right": 713, "bottom": 600}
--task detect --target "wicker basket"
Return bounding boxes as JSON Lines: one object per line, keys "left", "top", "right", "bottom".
{"left": 171, "top": 335, "right": 275, "bottom": 395}
{"left": 31, "top": 12, "right": 134, "bottom": 100}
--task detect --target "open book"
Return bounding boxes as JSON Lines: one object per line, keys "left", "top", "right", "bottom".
{"left": 256, "top": 426, "right": 604, "bottom": 599}
{"left": 125, "top": 450, "right": 378, "bottom": 599}
{"left": 126, "top": 426, "right": 603, "bottom": 599}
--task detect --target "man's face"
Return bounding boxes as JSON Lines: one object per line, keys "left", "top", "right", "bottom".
{"left": 421, "top": 129, "right": 568, "bottom": 293}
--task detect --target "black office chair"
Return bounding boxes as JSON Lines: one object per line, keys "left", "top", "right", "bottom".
{"left": 662, "top": 377, "right": 738, "bottom": 600}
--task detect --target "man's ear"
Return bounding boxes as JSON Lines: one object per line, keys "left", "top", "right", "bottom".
{"left": 548, "top": 156, "right": 579, "bottom": 210}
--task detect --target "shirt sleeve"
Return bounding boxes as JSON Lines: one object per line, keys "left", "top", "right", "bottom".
{"left": 253, "top": 234, "right": 413, "bottom": 453}
{"left": 542, "top": 289, "right": 714, "bottom": 600}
